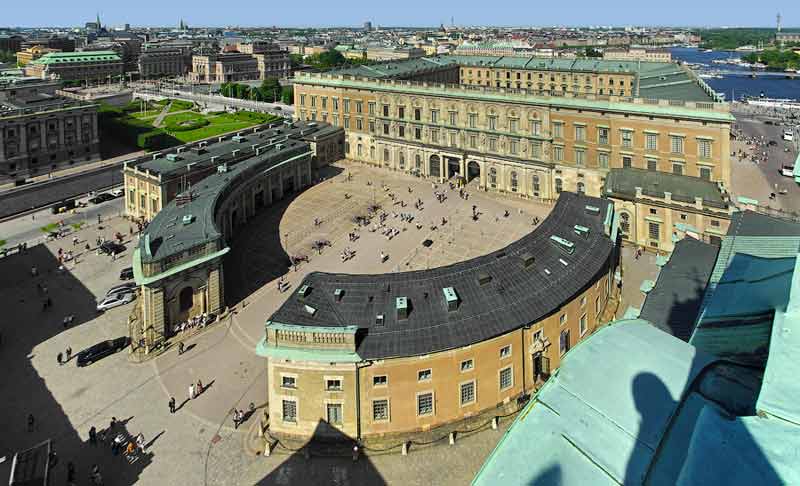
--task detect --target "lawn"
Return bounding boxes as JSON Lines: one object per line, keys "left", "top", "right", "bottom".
{"left": 130, "top": 110, "right": 161, "bottom": 119}
{"left": 169, "top": 100, "right": 195, "bottom": 112}
{"left": 40, "top": 223, "right": 59, "bottom": 233}
{"left": 0, "top": 239, "right": 6, "bottom": 248}
{"left": 165, "top": 112, "right": 282, "bottom": 143}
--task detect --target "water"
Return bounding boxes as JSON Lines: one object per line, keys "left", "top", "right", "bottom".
{"left": 669, "top": 47, "right": 800, "bottom": 101}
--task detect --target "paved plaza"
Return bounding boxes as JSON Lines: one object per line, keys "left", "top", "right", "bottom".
{"left": 0, "top": 159, "right": 653, "bottom": 486}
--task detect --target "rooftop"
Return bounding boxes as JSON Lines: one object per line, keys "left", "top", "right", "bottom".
{"left": 603, "top": 167, "right": 730, "bottom": 209}
{"left": 268, "top": 192, "right": 615, "bottom": 359}
{"left": 29, "top": 50, "right": 122, "bottom": 65}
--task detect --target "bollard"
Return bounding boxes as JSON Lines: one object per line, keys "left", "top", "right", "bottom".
{"left": 352, "top": 445, "right": 359, "bottom": 462}
{"left": 449, "top": 431, "right": 455, "bottom": 445}
{"left": 492, "top": 417, "right": 498, "bottom": 430}
{"left": 401, "top": 442, "right": 409, "bottom": 456}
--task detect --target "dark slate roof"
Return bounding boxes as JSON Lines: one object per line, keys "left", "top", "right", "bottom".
{"left": 604, "top": 168, "right": 729, "bottom": 209}
{"left": 269, "top": 193, "right": 615, "bottom": 359}
{"left": 640, "top": 238, "right": 720, "bottom": 341}
{"left": 727, "top": 210, "right": 800, "bottom": 238}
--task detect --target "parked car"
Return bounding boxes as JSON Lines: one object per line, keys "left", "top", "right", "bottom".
{"left": 110, "top": 188, "right": 124, "bottom": 198}
{"left": 97, "top": 291, "right": 135, "bottom": 312}
{"left": 99, "top": 241, "right": 125, "bottom": 255}
{"left": 89, "top": 193, "right": 115, "bottom": 204}
{"left": 76, "top": 337, "right": 130, "bottom": 367}
{"left": 106, "top": 282, "right": 137, "bottom": 296}
{"left": 781, "top": 165, "right": 795, "bottom": 178}
{"left": 119, "top": 267, "right": 134, "bottom": 280}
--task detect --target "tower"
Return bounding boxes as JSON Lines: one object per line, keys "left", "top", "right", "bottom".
{"left": 96, "top": 12, "right": 101, "bottom": 29}
{"left": 777, "top": 12, "right": 783, "bottom": 48}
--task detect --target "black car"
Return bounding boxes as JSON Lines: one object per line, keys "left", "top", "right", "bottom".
{"left": 89, "top": 193, "right": 115, "bottom": 205}
{"left": 119, "top": 267, "right": 134, "bottom": 280}
{"left": 76, "top": 337, "right": 130, "bottom": 367}
{"left": 99, "top": 241, "right": 125, "bottom": 255}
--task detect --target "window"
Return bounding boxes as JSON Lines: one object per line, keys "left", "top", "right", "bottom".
{"left": 467, "top": 113, "right": 478, "bottom": 128}
{"left": 510, "top": 139, "right": 519, "bottom": 155}
{"left": 430, "top": 110, "right": 439, "bottom": 123}
{"left": 553, "top": 122, "right": 563, "bottom": 138}
{"left": 580, "top": 314, "right": 588, "bottom": 336}
{"left": 414, "top": 108, "right": 421, "bottom": 121}
{"left": 670, "top": 135, "right": 684, "bottom": 154}
{"left": 649, "top": 222, "right": 660, "bottom": 240}
{"left": 326, "top": 379, "right": 342, "bottom": 391}
{"left": 449, "top": 111, "right": 457, "bottom": 125}
{"left": 369, "top": 121, "right": 375, "bottom": 133}
{"left": 559, "top": 329, "right": 571, "bottom": 355}
{"left": 383, "top": 149, "right": 390, "bottom": 163}
{"left": 355, "top": 101, "right": 363, "bottom": 113}
{"left": 449, "top": 131, "right": 457, "bottom": 147}
{"left": 343, "top": 99, "right": 350, "bottom": 112}
{"left": 711, "top": 219, "right": 720, "bottom": 227}
{"left": 415, "top": 127, "right": 422, "bottom": 140}
{"left": 700, "top": 167, "right": 712, "bottom": 180}
{"left": 598, "top": 127, "right": 609, "bottom": 145}
{"left": 332, "top": 98, "right": 339, "bottom": 111}
{"left": 531, "top": 141, "right": 542, "bottom": 158}
{"left": 649, "top": 208, "right": 657, "bottom": 215}
{"left": 282, "top": 399, "right": 297, "bottom": 423}
{"left": 555, "top": 178, "right": 563, "bottom": 193}
{"left": 300, "top": 94, "right": 306, "bottom": 106}
{"left": 460, "top": 359, "right": 474, "bottom": 372}
{"left": 368, "top": 102, "right": 375, "bottom": 115}
{"left": 672, "top": 163, "right": 684, "bottom": 175}
{"left": 646, "top": 133, "right": 658, "bottom": 151}
{"left": 531, "top": 119, "right": 541, "bottom": 136}
{"left": 382, "top": 105, "right": 389, "bottom": 117}
{"left": 509, "top": 118, "right": 518, "bottom": 132}
{"left": 383, "top": 123, "right": 389, "bottom": 135}
{"left": 356, "top": 118, "right": 363, "bottom": 131}
{"left": 575, "top": 125, "right": 586, "bottom": 142}
{"left": 559, "top": 314, "right": 567, "bottom": 326}
{"left": 326, "top": 403, "right": 342, "bottom": 425}
{"left": 281, "top": 376, "right": 296, "bottom": 388}
{"left": 460, "top": 381, "right": 476, "bottom": 406}
{"left": 698, "top": 139, "right": 712, "bottom": 159}
{"left": 469, "top": 135, "right": 477, "bottom": 149}
{"left": 418, "top": 369, "right": 432, "bottom": 381}
{"left": 647, "top": 158, "right": 658, "bottom": 171}
{"left": 500, "top": 345, "right": 511, "bottom": 359}
{"left": 532, "top": 174, "right": 541, "bottom": 193}
{"left": 488, "top": 137, "right": 497, "bottom": 152}
{"left": 553, "top": 146, "right": 564, "bottom": 162}
{"left": 373, "top": 375, "right": 388, "bottom": 387}
{"left": 489, "top": 168, "right": 497, "bottom": 185}
{"left": 431, "top": 129, "right": 439, "bottom": 144}
{"left": 620, "top": 212, "right": 630, "bottom": 237}
{"left": 417, "top": 392, "right": 434, "bottom": 416}
{"left": 398, "top": 125, "right": 405, "bottom": 138}
{"left": 621, "top": 130, "right": 633, "bottom": 148}
{"left": 499, "top": 367, "right": 513, "bottom": 390}
{"left": 344, "top": 117, "right": 350, "bottom": 129}
{"left": 575, "top": 149, "right": 586, "bottom": 166}
{"left": 398, "top": 106, "right": 405, "bottom": 119}
{"left": 488, "top": 115, "right": 497, "bottom": 130}
{"left": 510, "top": 171, "right": 518, "bottom": 191}
{"left": 598, "top": 152, "right": 609, "bottom": 168}
{"left": 622, "top": 156, "right": 632, "bottom": 168}
{"left": 372, "top": 399, "right": 389, "bottom": 421}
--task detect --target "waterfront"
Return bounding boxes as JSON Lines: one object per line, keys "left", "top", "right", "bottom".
{"left": 670, "top": 47, "right": 800, "bottom": 101}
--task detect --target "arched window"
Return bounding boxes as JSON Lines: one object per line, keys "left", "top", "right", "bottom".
{"left": 415, "top": 154, "right": 422, "bottom": 169}
{"left": 532, "top": 174, "right": 541, "bottom": 194}
{"left": 555, "top": 178, "right": 563, "bottom": 193}
{"left": 620, "top": 212, "right": 631, "bottom": 237}
{"left": 383, "top": 149, "right": 390, "bottom": 163}
{"left": 510, "top": 171, "right": 518, "bottom": 192}
{"left": 357, "top": 144, "right": 363, "bottom": 157}
{"left": 489, "top": 168, "right": 497, "bottom": 185}
{"left": 399, "top": 152, "right": 405, "bottom": 169}
{"left": 179, "top": 287, "right": 193, "bottom": 312}
{"left": 577, "top": 182, "right": 585, "bottom": 194}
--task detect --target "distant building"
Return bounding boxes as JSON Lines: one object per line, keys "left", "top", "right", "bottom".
{"left": 603, "top": 47, "right": 672, "bottom": 62}
{"left": 25, "top": 50, "right": 124, "bottom": 82}
{"left": 0, "top": 77, "right": 100, "bottom": 184}
{"left": 454, "top": 41, "right": 536, "bottom": 57}
{"left": 138, "top": 47, "right": 188, "bottom": 79}
{"left": 16, "top": 46, "right": 61, "bottom": 66}
{"left": 365, "top": 46, "right": 425, "bottom": 61}
{"left": 21, "top": 36, "right": 76, "bottom": 53}
{"left": 237, "top": 41, "right": 291, "bottom": 79}
{"left": 0, "top": 34, "right": 24, "bottom": 53}
{"left": 189, "top": 52, "right": 259, "bottom": 84}
{"left": 776, "top": 32, "right": 800, "bottom": 44}
{"left": 364, "top": 21, "right": 372, "bottom": 31}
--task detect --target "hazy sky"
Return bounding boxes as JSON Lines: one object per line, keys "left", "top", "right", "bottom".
{"left": 3, "top": 1, "right": 799, "bottom": 28}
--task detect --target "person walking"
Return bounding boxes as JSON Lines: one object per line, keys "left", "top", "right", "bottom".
{"left": 233, "top": 409, "right": 241, "bottom": 429}
{"left": 66, "top": 347, "right": 72, "bottom": 361}
{"left": 196, "top": 379, "right": 203, "bottom": 395}
{"left": 178, "top": 342, "right": 184, "bottom": 355}
{"left": 169, "top": 396, "right": 176, "bottom": 414}
{"left": 57, "top": 352, "right": 64, "bottom": 366}
{"left": 136, "top": 433, "right": 145, "bottom": 454}
{"left": 189, "top": 383, "right": 195, "bottom": 400}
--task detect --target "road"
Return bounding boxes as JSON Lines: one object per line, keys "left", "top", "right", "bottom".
{"left": 0, "top": 164, "right": 125, "bottom": 220}
{"left": 0, "top": 195, "right": 124, "bottom": 249}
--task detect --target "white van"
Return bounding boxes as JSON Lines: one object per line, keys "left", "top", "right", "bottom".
{"left": 784, "top": 130, "right": 794, "bottom": 142}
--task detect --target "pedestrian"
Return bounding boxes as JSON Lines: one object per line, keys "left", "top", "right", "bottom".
{"left": 197, "top": 379, "right": 203, "bottom": 395}
{"left": 125, "top": 440, "right": 135, "bottom": 457}
{"left": 169, "top": 396, "right": 176, "bottom": 414}
{"left": 66, "top": 346, "right": 72, "bottom": 361}
{"left": 27, "top": 413, "right": 34, "bottom": 432}
{"left": 73, "top": 236, "right": 79, "bottom": 246}
{"left": 136, "top": 433, "right": 145, "bottom": 453}
{"left": 110, "top": 417, "right": 117, "bottom": 430}
{"left": 57, "top": 352, "right": 64, "bottom": 366}
{"left": 189, "top": 383, "right": 195, "bottom": 400}
{"left": 89, "top": 426, "right": 97, "bottom": 444}
{"left": 178, "top": 342, "right": 184, "bottom": 355}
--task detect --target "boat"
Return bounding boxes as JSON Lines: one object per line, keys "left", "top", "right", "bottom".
{"left": 702, "top": 48, "right": 713, "bottom": 53}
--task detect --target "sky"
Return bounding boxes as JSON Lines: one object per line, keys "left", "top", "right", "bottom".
{"left": 2, "top": 1, "right": 800, "bottom": 28}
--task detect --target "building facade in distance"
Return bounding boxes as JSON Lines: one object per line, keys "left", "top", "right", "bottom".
{"left": 293, "top": 54, "right": 733, "bottom": 252}
{"left": 16, "top": 46, "right": 61, "bottom": 66}
{"left": 259, "top": 193, "right": 618, "bottom": 441}
{"left": 603, "top": 47, "right": 672, "bottom": 63}
{"left": 137, "top": 47, "right": 188, "bottom": 79}
{"left": 189, "top": 53, "right": 259, "bottom": 84}
{"left": 0, "top": 77, "right": 100, "bottom": 184}
{"left": 24, "top": 51, "right": 124, "bottom": 82}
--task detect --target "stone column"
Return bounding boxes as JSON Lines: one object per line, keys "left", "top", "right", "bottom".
{"left": 439, "top": 155, "right": 445, "bottom": 183}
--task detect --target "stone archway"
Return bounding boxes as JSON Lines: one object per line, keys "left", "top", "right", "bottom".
{"left": 467, "top": 161, "right": 481, "bottom": 182}
{"left": 446, "top": 157, "right": 461, "bottom": 179}
{"left": 179, "top": 286, "right": 194, "bottom": 312}
{"left": 429, "top": 155, "right": 441, "bottom": 178}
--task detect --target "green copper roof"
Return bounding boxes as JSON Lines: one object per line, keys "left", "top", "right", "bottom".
{"left": 31, "top": 50, "right": 122, "bottom": 65}
{"left": 132, "top": 246, "right": 229, "bottom": 286}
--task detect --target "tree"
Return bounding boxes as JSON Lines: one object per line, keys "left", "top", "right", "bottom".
{"left": 281, "top": 85, "right": 294, "bottom": 105}
{"left": 260, "top": 77, "right": 281, "bottom": 102}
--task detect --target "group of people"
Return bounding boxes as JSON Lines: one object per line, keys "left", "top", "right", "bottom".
{"left": 171, "top": 313, "right": 213, "bottom": 335}
{"left": 56, "top": 346, "right": 73, "bottom": 365}
{"left": 340, "top": 247, "right": 356, "bottom": 262}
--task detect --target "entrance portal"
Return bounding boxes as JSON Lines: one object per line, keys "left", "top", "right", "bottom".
{"left": 446, "top": 157, "right": 461, "bottom": 179}
{"left": 429, "top": 155, "right": 441, "bottom": 178}
{"left": 467, "top": 161, "right": 481, "bottom": 182}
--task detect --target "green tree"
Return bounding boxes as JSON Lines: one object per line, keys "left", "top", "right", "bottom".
{"left": 260, "top": 77, "right": 281, "bottom": 102}
{"left": 281, "top": 85, "right": 294, "bottom": 105}
{"left": 0, "top": 50, "right": 16, "bottom": 63}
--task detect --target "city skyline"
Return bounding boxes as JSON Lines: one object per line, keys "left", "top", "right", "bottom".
{"left": 2, "top": 1, "right": 800, "bottom": 28}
